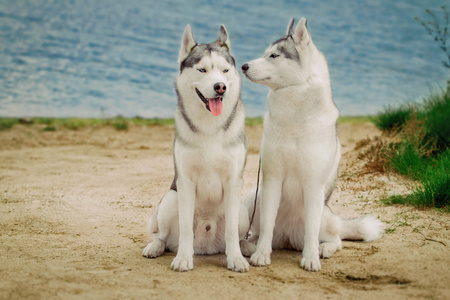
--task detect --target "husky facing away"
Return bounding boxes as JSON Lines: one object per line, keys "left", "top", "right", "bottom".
{"left": 241, "top": 18, "right": 384, "bottom": 271}
{"left": 142, "top": 25, "right": 255, "bottom": 272}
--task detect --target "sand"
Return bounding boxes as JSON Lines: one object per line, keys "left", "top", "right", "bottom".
{"left": 0, "top": 122, "right": 448, "bottom": 300}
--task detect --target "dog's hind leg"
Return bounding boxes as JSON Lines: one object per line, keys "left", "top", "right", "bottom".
{"left": 244, "top": 186, "right": 260, "bottom": 243}
{"left": 239, "top": 201, "right": 256, "bottom": 257}
{"left": 318, "top": 205, "right": 342, "bottom": 259}
{"left": 143, "top": 190, "right": 178, "bottom": 258}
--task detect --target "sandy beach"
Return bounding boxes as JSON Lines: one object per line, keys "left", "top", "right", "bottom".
{"left": 0, "top": 122, "right": 448, "bottom": 299}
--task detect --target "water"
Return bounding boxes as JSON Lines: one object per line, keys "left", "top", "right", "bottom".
{"left": 0, "top": 0, "right": 448, "bottom": 118}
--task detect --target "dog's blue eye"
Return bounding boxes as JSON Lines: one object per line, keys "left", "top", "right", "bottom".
{"left": 198, "top": 69, "right": 206, "bottom": 73}
{"left": 270, "top": 53, "right": 279, "bottom": 58}
{"left": 223, "top": 69, "right": 229, "bottom": 73}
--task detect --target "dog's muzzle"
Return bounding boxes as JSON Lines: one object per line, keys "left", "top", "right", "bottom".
{"left": 195, "top": 88, "right": 223, "bottom": 116}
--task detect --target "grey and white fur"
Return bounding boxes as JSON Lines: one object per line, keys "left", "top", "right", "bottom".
{"left": 142, "top": 24, "right": 255, "bottom": 272}
{"left": 241, "top": 18, "right": 384, "bottom": 272}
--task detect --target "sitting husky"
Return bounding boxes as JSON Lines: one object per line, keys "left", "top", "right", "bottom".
{"left": 241, "top": 18, "right": 384, "bottom": 271}
{"left": 142, "top": 24, "right": 254, "bottom": 272}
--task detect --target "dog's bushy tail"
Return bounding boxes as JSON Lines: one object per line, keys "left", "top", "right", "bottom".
{"left": 340, "top": 215, "right": 384, "bottom": 242}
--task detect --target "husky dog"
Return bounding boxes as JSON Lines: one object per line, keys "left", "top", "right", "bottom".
{"left": 241, "top": 18, "right": 384, "bottom": 271}
{"left": 142, "top": 25, "right": 254, "bottom": 272}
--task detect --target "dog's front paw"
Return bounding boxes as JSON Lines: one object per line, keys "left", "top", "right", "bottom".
{"left": 142, "top": 240, "right": 165, "bottom": 258}
{"left": 300, "top": 255, "right": 321, "bottom": 272}
{"left": 227, "top": 255, "right": 250, "bottom": 272}
{"left": 240, "top": 240, "right": 256, "bottom": 257}
{"left": 171, "top": 255, "right": 194, "bottom": 272}
{"left": 250, "top": 251, "right": 271, "bottom": 267}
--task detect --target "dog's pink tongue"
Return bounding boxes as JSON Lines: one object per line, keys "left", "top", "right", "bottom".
{"left": 208, "top": 97, "right": 223, "bottom": 116}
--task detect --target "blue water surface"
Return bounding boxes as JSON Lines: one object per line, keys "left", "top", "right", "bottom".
{"left": 0, "top": 0, "right": 448, "bottom": 118}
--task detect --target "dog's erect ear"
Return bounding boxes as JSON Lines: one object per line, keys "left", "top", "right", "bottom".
{"left": 216, "top": 25, "right": 230, "bottom": 51}
{"left": 178, "top": 24, "right": 197, "bottom": 63}
{"left": 293, "top": 17, "right": 311, "bottom": 51}
{"left": 286, "top": 18, "right": 295, "bottom": 37}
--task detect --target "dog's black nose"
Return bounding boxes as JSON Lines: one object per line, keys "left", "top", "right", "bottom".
{"left": 214, "top": 82, "right": 226, "bottom": 95}
{"left": 241, "top": 63, "right": 249, "bottom": 73}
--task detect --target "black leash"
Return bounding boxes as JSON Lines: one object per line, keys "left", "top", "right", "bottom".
{"left": 245, "top": 157, "right": 261, "bottom": 240}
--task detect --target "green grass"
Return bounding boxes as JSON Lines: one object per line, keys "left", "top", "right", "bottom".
{"left": 59, "top": 118, "right": 103, "bottom": 130}
{"left": 384, "top": 153, "right": 450, "bottom": 209}
{"left": 42, "top": 125, "right": 57, "bottom": 132}
{"left": 387, "top": 140, "right": 427, "bottom": 180}
{"left": 246, "top": 116, "right": 373, "bottom": 126}
{"left": 30, "top": 117, "right": 107, "bottom": 129}
{"left": 1, "top": 117, "right": 263, "bottom": 130}
{"left": 422, "top": 92, "right": 450, "bottom": 152}
{"left": 0, "top": 115, "right": 375, "bottom": 131}
{"left": 0, "top": 118, "right": 19, "bottom": 130}
{"left": 109, "top": 117, "right": 129, "bottom": 131}
{"left": 373, "top": 89, "right": 450, "bottom": 210}
{"left": 0, "top": 117, "right": 177, "bottom": 131}
{"left": 245, "top": 117, "right": 264, "bottom": 126}
{"left": 130, "top": 117, "right": 174, "bottom": 126}
{"left": 371, "top": 105, "right": 412, "bottom": 131}
{"left": 34, "top": 117, "right": 55, "bottom": 125}
{"left": 337, "top": 116, "right": 372, "bottom": 124}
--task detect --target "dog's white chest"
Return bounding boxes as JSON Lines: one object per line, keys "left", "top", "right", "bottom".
{"left": 195, "top": 166, "right": 225, "bottom": 204}
{"left": 177, "top": 141, "right": 238, "bottom": 204}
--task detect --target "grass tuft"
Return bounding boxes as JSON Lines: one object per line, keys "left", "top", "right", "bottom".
{"left": 371, "top": 105, "right": 411, "bottom": 132}
{"left": 418, "top": 170, "right": 450, "bottom": 208}
{"left": 387, "top": 141, "right": 426, "bottom": 180}
{"left": 371, "top": 89, "right": 450, "bottom": 210}
{"left": 42, "top": 125, "right": 57, "bottom": 132}
{"left": 112, "top": 117, "right": 129, "bottom": 131}
{"left": 422, "top": 92, "right": 450, "bottom": 152}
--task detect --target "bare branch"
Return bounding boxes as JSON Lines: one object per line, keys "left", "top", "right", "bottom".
{"left": 415, "top": 6, "right": 450, "bottom": 70}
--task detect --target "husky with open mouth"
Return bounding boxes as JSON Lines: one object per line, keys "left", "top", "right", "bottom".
{"left": 142, "top": 25, "right": 255, "bottom": 272}
{"left": 241, "top": 18, "right": 384, "bottom": 271}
